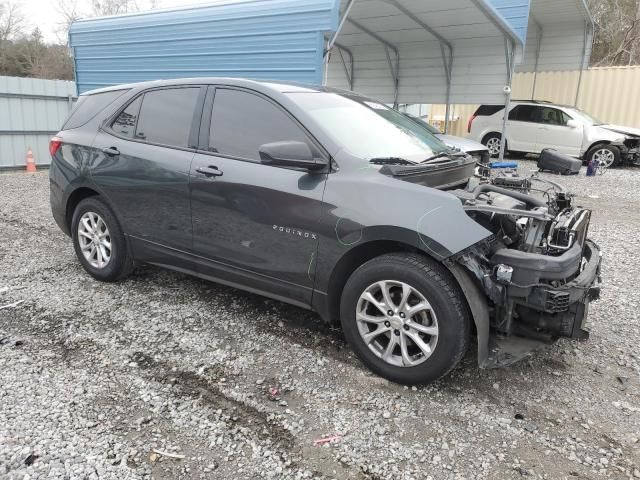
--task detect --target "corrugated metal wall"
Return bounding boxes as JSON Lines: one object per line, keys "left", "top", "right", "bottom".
{"left": 0, "top": 76, "right": 76, "bottom": 169}
{"left": 69, "top": 0, "right": 339, "bottom": 94}
{"left": 432, "top": 66, "right": 640, "bottom": 137}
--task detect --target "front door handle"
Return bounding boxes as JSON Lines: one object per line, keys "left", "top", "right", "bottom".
{"left": 102, "top": 146, "right": 120, "bottom": 156}
{"left": 196, "top": 165, "right": 223, "bottom": 177}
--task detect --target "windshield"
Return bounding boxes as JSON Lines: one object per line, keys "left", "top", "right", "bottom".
{"left": 569, "top": 108, "right": 604, "bottom": 126}
{"left": 403, "top": 113, "right": 442, "bottom": 135}
{"left": 286, "top": 92, "right": 449, "bottom": 161}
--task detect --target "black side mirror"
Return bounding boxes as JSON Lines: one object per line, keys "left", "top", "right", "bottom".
{"left": 259, "top": 141, "right": 327, "bottom": 171}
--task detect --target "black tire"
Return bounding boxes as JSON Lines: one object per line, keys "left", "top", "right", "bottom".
{"left": 71, "top": 197, "right": 134, "bottom": 282}
{"left": 340, "top": 253, "right": 471, "bottom": 385}
{"left": 482, "top": 132, "right": 505, "bottom": 158}
{"left": 585, "top": 143, "right": 620, "bottom": 168}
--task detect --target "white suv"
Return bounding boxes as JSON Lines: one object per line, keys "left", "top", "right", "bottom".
{"left": 468, "top": 101, "right": 640, "bottom": 167}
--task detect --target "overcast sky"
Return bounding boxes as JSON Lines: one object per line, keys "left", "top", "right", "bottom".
{"left": 18, "top": 0, "right": 239, "bottom": 43}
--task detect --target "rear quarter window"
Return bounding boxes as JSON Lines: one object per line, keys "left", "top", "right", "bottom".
{"left": 474, "top": 105, "right": 504, "bottom": 117}
{"left": 63, "top": 89, "right": 129, "bottom": 130}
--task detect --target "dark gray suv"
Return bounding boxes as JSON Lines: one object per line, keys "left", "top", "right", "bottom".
{"left": 49, "top": 78, "right": 602, "bottom": 385}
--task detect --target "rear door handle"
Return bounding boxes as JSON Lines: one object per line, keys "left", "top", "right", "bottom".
{"left": 196, "top": 165, "right": 223, "bottom": 177}
{"left": 102, "top": 146, "right": 120, "bottom": 156}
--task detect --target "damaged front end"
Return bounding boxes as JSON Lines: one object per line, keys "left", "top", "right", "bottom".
{"left": 449, "top": 174, "right": 602, "bottom": 367}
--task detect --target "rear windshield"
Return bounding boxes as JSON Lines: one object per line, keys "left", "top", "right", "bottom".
{"left": 473, "top": 105, "right": 503, "bottom": 116}
{"left": 63, "top": 89, "right": 129, "bottom": 130}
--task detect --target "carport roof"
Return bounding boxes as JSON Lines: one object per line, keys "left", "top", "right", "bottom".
{"left": 324, "top": 0, "right": 594, "bottom": 104}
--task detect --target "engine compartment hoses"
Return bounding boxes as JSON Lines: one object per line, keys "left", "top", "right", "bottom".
{"left": 471, "top": 184, "right": 547, "bottom": 208}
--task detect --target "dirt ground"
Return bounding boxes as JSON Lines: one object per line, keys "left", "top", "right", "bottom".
{"left": 1, "top": 161, "right": 639, "bottom": 480}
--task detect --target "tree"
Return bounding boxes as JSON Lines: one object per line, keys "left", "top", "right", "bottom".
{"left": 588, "top": 0, "right": 640, "bottom": 66}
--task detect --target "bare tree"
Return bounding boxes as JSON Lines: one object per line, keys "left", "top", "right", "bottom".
{"left": 588, "top": 0, "right": 640, "bottom": 66}
{"left": 0, "top": 0, "right": 23, "bottom": 42}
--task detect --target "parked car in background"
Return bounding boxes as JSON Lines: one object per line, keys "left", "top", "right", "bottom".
{"left": 50, "top": 79, "right": 601, "bottom": 385}
{"left": 469, "top": 100, "right": 640, "bottom": 167}
{"left": 402, "top": 112, "right": 489, "bottom": 163}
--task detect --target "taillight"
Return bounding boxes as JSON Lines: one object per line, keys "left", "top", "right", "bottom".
{"left": 467, "top": 114, "right": 477, "bottom": 134}
{"left": 49, "top": 136, "right": 62, "bottom": 157}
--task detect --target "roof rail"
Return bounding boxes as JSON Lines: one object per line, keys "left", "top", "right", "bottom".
{"left": 510, "top": 99, "right": 553, "bottom": 104}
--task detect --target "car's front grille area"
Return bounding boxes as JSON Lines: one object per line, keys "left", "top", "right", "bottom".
{"left": 545, "top": 290, "right": 571, "bottom": 312}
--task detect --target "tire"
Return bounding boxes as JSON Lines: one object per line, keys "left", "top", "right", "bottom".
{"left": 482, "top": 133, "right": 505, "bottom": 158}
{"left": 585, "top": 144, "right": 620, "bottom": 168}
{"left": 340, "top": 253, "right": 471, "bottom": 385}
{"left": 71, "top": 197, "right": 134, "bottom": 282}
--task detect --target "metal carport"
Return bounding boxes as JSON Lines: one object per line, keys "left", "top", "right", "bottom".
{"left": 323, "top": 0, "right": 593, "bottom": 157}
{"left": 69, "top": 0, "right": 593, "bottom": 158}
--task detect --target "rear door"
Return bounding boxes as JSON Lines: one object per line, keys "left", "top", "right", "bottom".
{"left": 91, "top": 86, "right": 205, "bottom": 263}
{"left": 506, "top": 105, "right": 539, "bottom": 152}
{"left": 189, "top": 86, "right": 328, "bottom": 306}
{"left": 534, "top": 107, "right": 582, "bottom": 156}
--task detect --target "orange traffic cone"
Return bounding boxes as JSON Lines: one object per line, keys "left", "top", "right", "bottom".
{"left": 26, "top": 148, "right": 36, "bottom": 173}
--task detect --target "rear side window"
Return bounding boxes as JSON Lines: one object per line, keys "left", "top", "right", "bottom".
{"left": 508, "top": 105, "right": 539, "bottom": 122}
{"left": 473, "top": 105, "right": 503, "bottom": 117}
{"left": 63, "top": 89, "right": 129, "bottom": 130}
{"left": 209, "top": 88, "right": 312, "bottom": 161}
{"left": 111, "top": 96, "right": 142, "bottom": 138}
{"left": 135, "top": 88, "right": 201, "bottom": 148}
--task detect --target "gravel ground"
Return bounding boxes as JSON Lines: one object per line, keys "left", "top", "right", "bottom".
{"left": 1, "top": 161, "right": 639, "bottom": 480}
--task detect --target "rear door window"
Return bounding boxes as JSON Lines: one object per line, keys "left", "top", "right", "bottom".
{"left": 208, "top": 88, "right": 313, "bottom": 161}
{"left": 63, "top": 89, "right": 129, "bottom": 130}
{"left": 508, "top": 105, "right": 539, "bottom": 122}
{"left": 134, "top": 88, "right": 201, "bottom": 148}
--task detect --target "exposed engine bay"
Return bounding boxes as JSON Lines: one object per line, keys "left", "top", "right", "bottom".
{"left": 449, "top": 168, "right": 602, "bottom": 367}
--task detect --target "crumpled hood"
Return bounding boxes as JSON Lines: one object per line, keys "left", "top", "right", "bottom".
{"left": 600, "top": 124, "right": 640, "bottom": 138}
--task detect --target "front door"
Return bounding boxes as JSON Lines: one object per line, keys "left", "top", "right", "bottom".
{"left": 534, "top": 107, "right": 583, "bottom": 156}
{"left": 91, "top": 86, "right": 204, "bottom": 260}
{"left": 190, "top": 87, "right": 328, "bottom": 306}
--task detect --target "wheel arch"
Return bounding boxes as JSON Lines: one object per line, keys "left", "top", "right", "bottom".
{"left": 585, "top": 140, "right": 612, "bottom": 157}
{"left": 65, "top": 187, "right": 101, "bottom": 231}
{"left": 323, "top": 238, "right": 447, "bottom": 326}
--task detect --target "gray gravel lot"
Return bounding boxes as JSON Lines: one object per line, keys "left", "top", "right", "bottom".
{"left": 1, "top": 161, "right": 639, "bottom": 480}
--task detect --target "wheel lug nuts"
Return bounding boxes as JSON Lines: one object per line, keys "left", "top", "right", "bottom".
{"left": 384, "top": 321, "right": 390, "bottom": 327}
{"left": 387, "top": 310, "right": 394, "bottom": 316}
{"left": 394, "top": 330, "right": 400, "bottom": 336}
{"left": 399, "top": 312, "right": 405, "bottom": 318}
{"left": 403, "top": 325, "right": 410, "bottom": 331}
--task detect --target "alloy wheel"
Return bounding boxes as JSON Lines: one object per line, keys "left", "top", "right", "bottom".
{"left": 592, "top": 148, "right": 615, "bottom": 168}
{"left": 356, "top": 280, "right": 439, "bottom": 367}
{"left": 77, "top": 211, "right": 112, "bottom": 269}
{"left": 486, "top": 137, "right": 501, "bottom": 156}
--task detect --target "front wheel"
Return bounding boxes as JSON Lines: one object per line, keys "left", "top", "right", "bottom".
{"left": 340, "top": 253, "right": 470, "bottom": 385}
{"left": 586, "top": 144, "right": 620, "bottom": 169}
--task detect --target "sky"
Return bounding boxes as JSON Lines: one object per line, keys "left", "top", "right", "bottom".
{"left": 17, "top": 0, "right": 238, "bottom": 43}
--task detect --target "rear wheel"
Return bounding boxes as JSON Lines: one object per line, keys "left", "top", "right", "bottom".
{"left": 71, "top": 197, "right": 133, "bottom": 282}
{"left": 340, "top": 253, "right": 470, "bottom": 385}
{"left": 482, "top": 133, "right": 504, "bottom": 157}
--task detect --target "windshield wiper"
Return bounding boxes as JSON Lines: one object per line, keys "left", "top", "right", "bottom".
{"left": 369, "top": 157, "right": 416, "bottom": 166}
{"left": 420, "top": 151, "right": 465, "bottom": 164}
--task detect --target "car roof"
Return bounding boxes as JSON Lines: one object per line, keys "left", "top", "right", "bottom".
{"left": 80, "top": 78, "right": 330, "bottom": 96}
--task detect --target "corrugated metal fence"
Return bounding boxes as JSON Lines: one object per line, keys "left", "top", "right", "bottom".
{"left": 432, "top": 66, "right": 640, "bottom": 137}
{"left": 0, "top": 76, "right": 76, "bottom": 169}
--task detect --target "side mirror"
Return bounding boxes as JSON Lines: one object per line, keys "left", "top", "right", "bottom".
{"left": 566, "top": 119, "right": 579, "bottom": 129}
{"left": 259, "top": 141, "right": 326, "bottom": 171}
